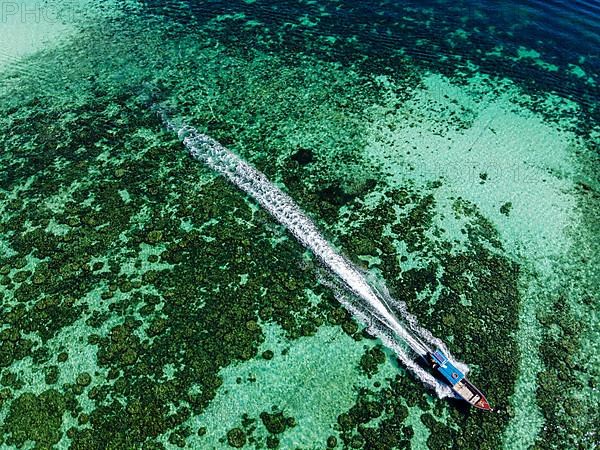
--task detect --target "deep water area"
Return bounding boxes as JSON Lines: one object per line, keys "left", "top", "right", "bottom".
{"left": 0, "top": 0, "right": 598, "bottom": 449}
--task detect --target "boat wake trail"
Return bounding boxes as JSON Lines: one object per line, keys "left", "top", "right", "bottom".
{"left": 160, "top": 111, "right": 462, "bottom": 398}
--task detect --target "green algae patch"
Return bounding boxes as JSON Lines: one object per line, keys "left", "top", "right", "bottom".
{"left": 535, "top": 299, "right": 586, "bottom": 448}
{"left": 359, "top": 345, "right": 386, "bottom": 378}
{"left": 226, "top": 427, "right": 247, "bottom": 447}
{"left": 1, "top": 389, "right": 67, "bottom": 448}
{"left": 259, "top": 410, "right": 296, "bottom": 435}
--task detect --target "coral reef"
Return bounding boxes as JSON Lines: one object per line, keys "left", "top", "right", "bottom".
{"left": 0, "top": 1, "right": 596, "bottom": 448}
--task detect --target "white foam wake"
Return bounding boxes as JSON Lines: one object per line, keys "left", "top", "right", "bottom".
{"left": 163, "top": 114, "right": 459, "bottom": 397}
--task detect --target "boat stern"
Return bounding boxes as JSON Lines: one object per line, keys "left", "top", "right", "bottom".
{"left": 430, "top": 349, "right": 464, "bottom": 385}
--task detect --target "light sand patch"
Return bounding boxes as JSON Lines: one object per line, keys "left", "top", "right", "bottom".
{"left": 0, "top": 0, "right": 137, "bottom": 72}
{"left": 184, "top": 323, "right": 402, "bottom": 448}
{"left": 0, "top": 0, "right": 71, "bottom": 71}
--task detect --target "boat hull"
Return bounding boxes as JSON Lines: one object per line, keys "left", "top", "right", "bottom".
{"left": 428, "top": 349, "right": 492, "bottom": 411}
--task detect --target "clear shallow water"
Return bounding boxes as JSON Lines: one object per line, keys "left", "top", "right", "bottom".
{"left": 0, "top": 1, "right": 598, "bottom": 449}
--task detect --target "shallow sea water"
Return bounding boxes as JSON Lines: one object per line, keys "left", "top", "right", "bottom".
{"left": 0, "top": 1, "right": 598, "bottom": 449}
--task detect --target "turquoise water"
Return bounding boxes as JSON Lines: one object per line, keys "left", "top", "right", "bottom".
{"left": 0, "top": 1, "right": 598, "bottom": 449}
